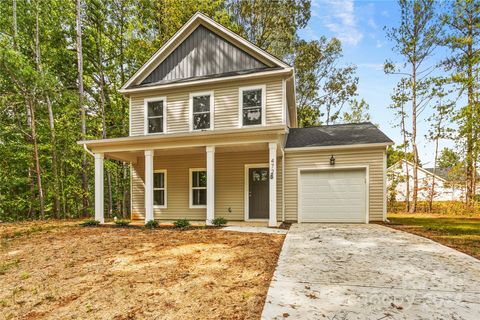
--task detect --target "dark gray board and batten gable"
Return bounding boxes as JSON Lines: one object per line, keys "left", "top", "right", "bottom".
{"left": 141, "top": 25, "right": 270, "bottom": 85}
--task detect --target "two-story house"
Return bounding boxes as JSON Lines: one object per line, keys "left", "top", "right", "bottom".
{"left": 79, "top": 12, "right": 393, "bottom": 226}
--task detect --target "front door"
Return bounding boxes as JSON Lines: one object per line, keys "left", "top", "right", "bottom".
{"left": 248, "top": 167, "right": 269, "bottom": 219}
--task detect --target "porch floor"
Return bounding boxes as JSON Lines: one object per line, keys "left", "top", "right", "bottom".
{"left": 104, "top": 220, "right": 283, "bottom": 228}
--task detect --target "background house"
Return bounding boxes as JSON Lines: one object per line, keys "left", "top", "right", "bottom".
{"left": 387, "top": 159, "right": 470, "bottom": 202}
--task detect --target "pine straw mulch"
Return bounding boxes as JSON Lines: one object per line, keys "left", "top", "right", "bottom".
{"left": 0, "top": 221, "right": 285, "bottom": 319}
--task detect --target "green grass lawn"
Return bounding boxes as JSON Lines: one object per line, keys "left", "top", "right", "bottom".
{"left": 386, "top": 213, "right": 480, "bottom": 259}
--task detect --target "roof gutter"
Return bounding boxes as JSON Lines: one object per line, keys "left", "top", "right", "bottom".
{"left": 284, "top": 142, "right": 394, "bottom": 153}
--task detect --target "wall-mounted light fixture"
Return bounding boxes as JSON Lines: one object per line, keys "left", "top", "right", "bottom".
{"left": 330, "top": 155, "right": 335, "bottom": 166}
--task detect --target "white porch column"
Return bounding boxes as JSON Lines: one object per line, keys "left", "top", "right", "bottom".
{"left": 268, "top": 143, "right": 277, "bottom": 227}
{"left": 144, "top": 150, "right": 154, "bottom": 223}
{"left": 94, "top": 153, "right": 104, "bottom": 223}
{"left": 206, "top": 146, "right": 215, "bottom": 225}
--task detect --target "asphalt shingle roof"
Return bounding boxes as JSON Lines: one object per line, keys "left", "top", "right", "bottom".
{"left": 285, "top": 122, "right": 393, "bottom": 148}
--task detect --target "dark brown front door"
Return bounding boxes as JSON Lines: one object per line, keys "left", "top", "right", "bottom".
{"left": 248, "top": 167, "right": 269, "bottom": 219}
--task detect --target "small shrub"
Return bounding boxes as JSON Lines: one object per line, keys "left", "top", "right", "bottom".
{"left": 212, "top": 217, "right": 228, "bottom": 226}
{"left": 173, "top": 219, "right": 190, "bottom": 229}
{"left": 81, "top": 219, "right": 100, "bottom": 227}
{"left": 115, "top": 219, "right": 131, "bottom": 227}
{"left": 144, "top": 220, "right": 159, "bottom": 229}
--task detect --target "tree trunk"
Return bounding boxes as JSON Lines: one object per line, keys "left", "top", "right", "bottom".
{"left": 12, "top": 0, "right": 17, "bottom": 50}
{"left": 76, "top": 0, "right": 89, "bottom": 216}
{"left": 34, "top": 0, "right": 60, "bottom": 218}
{"left": 410, "top": 51, "right": 418, "bottom": 213}
{"left": 24, "top": 102, "right": 36, "bottom": 218}
{"left": 46, "top": 96, "right": 60, "bottom": 217}
{"left": 400, "top": 99, "right": 410, "bottom": 212}
{"left": 465, "top": 31, "right": 475, "bottom": 208}
{"left": 28, "top": 99, "right": 45, "bottom": 219}
{"left": 429, "top": 134, "right": 439, "bottom": 212}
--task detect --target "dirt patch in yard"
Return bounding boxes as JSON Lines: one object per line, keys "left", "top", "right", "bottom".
{"left": 0, "top": 221, "right": 285, "bottom": 319}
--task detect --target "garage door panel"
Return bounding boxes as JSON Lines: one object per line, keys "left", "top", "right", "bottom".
{"left": 301, "top": 194, "right": 364, "bottom": 201}
{"left": 300, "top": 169, "right": 366, "bottom": 223}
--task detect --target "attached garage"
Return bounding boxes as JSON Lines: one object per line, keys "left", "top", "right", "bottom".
{"left": 298, "top": 168, "right": 367, "bottom": 223}
{"left": 284, "top": 123, "right": 393, "bottom": 223}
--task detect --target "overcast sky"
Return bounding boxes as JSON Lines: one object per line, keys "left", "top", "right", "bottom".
{"left": 298, "top": 0, "right": 457, "bottom": 166}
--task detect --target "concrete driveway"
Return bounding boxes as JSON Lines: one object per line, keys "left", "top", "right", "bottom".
{"left": 262, "top": 224, "right": 480, "bottom": 320}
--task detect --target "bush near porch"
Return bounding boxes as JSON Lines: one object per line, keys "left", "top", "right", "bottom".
{"left": 386, "top": 212, "right": 480, "bottom": 259}
{"left": 0, "top": 220, "right": 284, "bottom": 319}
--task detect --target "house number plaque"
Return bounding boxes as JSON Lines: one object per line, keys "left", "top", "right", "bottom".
{"left": 270, "top": 158, "right": 275, "bottom": 179}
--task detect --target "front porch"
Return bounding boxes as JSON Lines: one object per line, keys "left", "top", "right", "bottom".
{"left": 104, "top": 220, "right": 283, "bottom": 228}
{"left": 84, "top": 128, "right": 285, "bottom": 227}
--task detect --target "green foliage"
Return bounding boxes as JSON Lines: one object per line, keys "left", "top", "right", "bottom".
{"left": 389, "top": 201, "right": 480, "bottom": 216}
{"left": 173, "top": 219, "right": 191, "bottom": 229}
{"left": 81, "top": 219, "right": 100, "bottom": 227}
{"left": 228, "top": 0, "right": 311, "bottom": 58}
{"left": 343, "top": 99, "right": 371, "bottom": 124}
{"left": 387, "top": 146, "right": 416, "bottom": 168}
{"left": 114, "top": 219, "right": 130, "bottom": 226}
{"left": 438, "top": 148, "right": 461, "bottom": 169}
{"left": 144, "top": 219, "right": 159, "bottom": 229}
{"left": 212, "top": 217, "right": 228, "bottom": 226}
{"left": 294, "top": 37, "right": 360, "bottom": 126}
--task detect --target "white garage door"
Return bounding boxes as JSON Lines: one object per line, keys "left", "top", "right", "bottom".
{"left": 299, "top": 169, "right": 366, "bottom": 223}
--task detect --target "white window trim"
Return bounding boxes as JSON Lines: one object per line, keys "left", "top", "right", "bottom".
{"left": 144, "top": 96, "right": 167, "bottom": 135}
{"left": 153, "top": 169, "right": 167, "bottom": 208}
{"left": 189, "top": 168, "right": 207, "bottom": 209}
{"left": 189, "top": 91, "right": 214, "bottom": 132}
{"left": 238, "top": 84, "right": 266, "bottom": 128}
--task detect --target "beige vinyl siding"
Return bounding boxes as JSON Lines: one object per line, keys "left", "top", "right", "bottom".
{"left": 129, "top": 78, "right": 285, "bottom": 136}
{"left": 216, "top": 150, "right": 282, "bottom": 221}
{"left": 131, "top": 149, "right": 283, "bottom": 221}
{"left": 284, "top": 147, "right": 386, "bottom": 222}
{"left": 132, "top": 153, "right": 206, "bottom": 220}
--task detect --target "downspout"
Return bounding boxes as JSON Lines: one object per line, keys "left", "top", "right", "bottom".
{"left": 83, "top": 143, "right": 95, "bottom": 157}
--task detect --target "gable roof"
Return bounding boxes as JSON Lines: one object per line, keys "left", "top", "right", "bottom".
{"left": 387, "top": 160, "right": 448, "bottom": 183}
{"left": 120, "top": 12, "right": 291, "bottom": 92}
{"left": 423, "top": 167, "right": 451, "bottom": 181}
{"left": 285, "top": 122, "right": 393, "bottom": 149}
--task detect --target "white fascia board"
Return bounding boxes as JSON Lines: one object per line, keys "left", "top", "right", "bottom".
{"left": 285, "top": 142, "right": 394, "bottom": 153}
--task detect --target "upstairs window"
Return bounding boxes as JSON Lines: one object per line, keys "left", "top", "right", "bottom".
{"left": 190, "top": 92, "right": 213, "bottom": 131}
{"left": 190, "top": 169, "right": 207, "bottom": 207}
{"left": 153, "top": 170, "right": 167, "bottom": 207}
{"left": 240, "top": 85, "right": 265, "bottom": 127}
{"left": 145, "top": 97, "right": 166, "bottom": 134}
